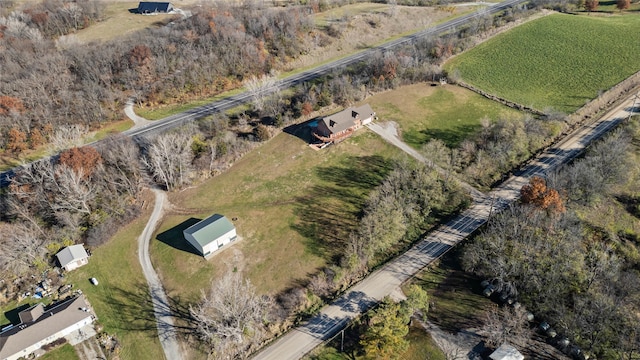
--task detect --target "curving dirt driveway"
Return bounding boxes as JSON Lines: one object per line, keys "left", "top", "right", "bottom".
{"left": 124, "top": 99, "right": 151, "bottom": 129}
{"left": 137, "top": 189, "right": 184, "bottom": 360}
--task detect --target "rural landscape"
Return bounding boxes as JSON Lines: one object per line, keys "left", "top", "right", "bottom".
{"left": 0, "top": 0, "right": 639, "bottom": 359}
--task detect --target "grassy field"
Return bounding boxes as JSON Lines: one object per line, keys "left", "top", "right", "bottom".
{"left": 411, "top": 249, "right": 493, "bottom": 333}
{"left": 74, "top": 1, "right": 183, "bottom": 43}
{"left": 66, "top": 193, "right": 164, "bottom": 360}
{"left": 151, "top": 128, "right": 404, "bottom": 299}
{"left": 445, "top": 13, "right": 640, "bottom": 114}
{"left": 314, "top": 2, "right": 391, "bottom": 28}
{"left": 40, "top": 343, "right": 79, "bottom": 360}
{"left": 367, "top": 83, "right": 522, "bottom": 148}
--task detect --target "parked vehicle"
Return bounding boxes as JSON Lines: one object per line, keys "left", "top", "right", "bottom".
{"left": 90, "top": 277, "right": 99, "bottom": 286}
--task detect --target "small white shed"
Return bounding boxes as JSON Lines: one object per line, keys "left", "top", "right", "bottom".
{"left": 183, "top": 214, "right": 236, "bottom": 259}
{"left": 55, "top": 245, "right": 89, "bottom": 272}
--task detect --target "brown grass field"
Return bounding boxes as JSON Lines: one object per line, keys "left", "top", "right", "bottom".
{"left": 151, "top": 127, "right": 404, "bottom": 300}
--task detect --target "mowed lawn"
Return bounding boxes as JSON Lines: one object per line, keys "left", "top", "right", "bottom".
{"left": 445, "top": 13, "right": 640, "bottom": 114}
{"left": 74, "top": 1, "right": 183, "bottom": 43}
{"left": 66, "top": 193, "right": 164, "bottom": 360}
{"left": 367, "top": 83, "right": 522, "bottom": 148}
{"left": 151, "top": 129, "right": 403, "bottom": 300}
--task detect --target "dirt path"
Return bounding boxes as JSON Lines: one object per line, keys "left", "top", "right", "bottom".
{"left": 124, "top": 99, "right": 151, "bottom": 129}
{"left": 75, "top": 338, "right": 107, "bottom": 360}
{"left": 366, "top": 121, "right": 485, "bottom": 200}
{"left": 137, "top": 189, "right": 184, "bottom": 360}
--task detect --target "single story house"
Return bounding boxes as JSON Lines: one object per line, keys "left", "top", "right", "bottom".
{"left": 314, "top": 104, "right": 375, "bottom": 143}
{"left": 55, "top": 245, "right": 89, "bottom": 272}
{"left": 489, "top": 344, "right": 524, "bottom": 360}
{"left": 183, "top": 214, "right": 237, "bottom": 259}
{"left": 0, "top": 295, "right": 95, "bottom": 360}
{"left": 137, "top": 2, "right": 173, "bottom": 14}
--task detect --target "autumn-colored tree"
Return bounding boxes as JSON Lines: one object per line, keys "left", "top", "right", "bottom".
{"left": 301, "top": 101, "right": 313, "bottom": 117}
{"left": 616, "top": 0, "right": 630, "bottom": 11}
{"left": 58, "top": 146, "right": 103, "bottom": 178}
{"left": 7, "top": 128, "right": 28, "bottom": 154}
{"left": 255, "top": 124, "right": 271, "bottom": 141}
{"left": 0, "top": 96, "right": 25, "bottom": 115}
{"left": 520, "top": 176, "right": 565, "bottom": 213}
{"left": 128, "top": 44, "right": 152, "bottom": 67}
{"left": 584, "top": 0, "right": 599, "bottom": 12}
{"left": 29, "top": 128, "right": 45, "bottom": 149}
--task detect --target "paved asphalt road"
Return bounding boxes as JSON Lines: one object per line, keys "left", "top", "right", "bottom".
{"left": 122, "top": 0, "right": 526, "bottom": 140}
{"left": 0, "top": 0, "right": 525, "bottom": 188}
{"left": 251, "top": 95, "right": 639, "bottom": 359}
{"left": 0, "top": 0, "right": 523, "bottom": 188}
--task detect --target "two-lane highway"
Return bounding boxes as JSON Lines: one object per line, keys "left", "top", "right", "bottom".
{"left": 0, "top": 0, "right": 526, "bottom": 187}
{"left": 251, "top": 93, "right": 639, "bottom": 360}
{"left": 124, "top": 0, "right": 526, "bottom": 139}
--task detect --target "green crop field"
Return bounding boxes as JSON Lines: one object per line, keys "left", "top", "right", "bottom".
{"left": 367, "top": 83, "right": 522, "bottom": 148}
{"left": 445, "top": 13, "right": 640, "bottom": 114}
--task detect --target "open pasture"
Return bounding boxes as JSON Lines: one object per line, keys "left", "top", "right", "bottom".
{"left": 445, "top": 13, "right": 640, "bottom": 114}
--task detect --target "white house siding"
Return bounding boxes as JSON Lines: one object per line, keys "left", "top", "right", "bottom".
{"left": 202, "top": 229, "right": 237, "bottom": 258}
{"left": 64, "top": 258, "right": 88, "bottom": 272}
{"left": 361, "top": 116, "right": 373, "bottom": 125}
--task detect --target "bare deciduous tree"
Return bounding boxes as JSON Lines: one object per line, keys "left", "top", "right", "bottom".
{"left": 244, "top": 72, "right": 279, "bottom": 113}
{"left": 50, "top": 124, "right": 89, "bottom": 151}
{"left": 189, "top": 272, "right": 273, "bottom": 358}
{"left": 143, "top": 133, "right": 193, "bottom": 191}
{"left": 482, "top": 305, "right": 531, "bottom": 349}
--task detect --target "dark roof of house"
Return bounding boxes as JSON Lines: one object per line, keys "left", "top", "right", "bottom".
{"left": 137, "top": 2, "right": 173, "bottom": 13}
{"left": 183, "top": 214, "right": 235, "bottom": 247}
{"left": 0, "top": 296, "right": 94, "bottom": 360}
{"left": 320, "top": 104, "right": 375, "bottom": 135}
{"left": 55, "top": 245, "right": 89, "bottom": 269}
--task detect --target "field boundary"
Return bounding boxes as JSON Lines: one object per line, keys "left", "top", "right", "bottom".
{"left": 455, "top": 80, "right": 546, "bottom": 116}
{"left": 566, "top": 69, "right": 640, "bottom": 126}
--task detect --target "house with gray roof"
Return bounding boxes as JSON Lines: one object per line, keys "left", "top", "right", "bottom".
{"left": 55, "top": 245, "right": 89, "bottom": 272}
{"left": 183, "top": 214, "right": 237, "bottom": 259}
{"left": 0, "top": 295, "right": 95, "bottom": 360}
{"left": 314, "top": 104, "right": 375, "bottom": 143}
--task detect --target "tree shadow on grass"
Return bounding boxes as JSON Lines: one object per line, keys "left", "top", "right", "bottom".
{"left": 103, "top": 282, "right": 197, "bottom": 338}
{"left": 413, "top": 251, "right": 489, "bottom": 332}
{"left": 292, "top": 155, "right": 393, "bottom": 261}
{"left": 404, "top": 124, "right": 481, "bottom": 149}
{"left": 615, "top": 195, "right": 640, "bottom": 226}
{"left": 156, "top": 218, "right": 202, "bottom": 256}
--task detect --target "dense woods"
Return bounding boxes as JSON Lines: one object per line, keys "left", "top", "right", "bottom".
{"left": 462, "top": 121, "right": 640, "bottom": 359}
{"left": 0, "top": 137, "right": 143, "bottom": 278}
{"left": 0, "top": 0, "right": 312, "bottom": 150}
{"left": 0, "top": 0, "right": 533, "bottom": 153}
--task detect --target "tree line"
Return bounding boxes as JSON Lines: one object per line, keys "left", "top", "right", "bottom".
{"left": 461, "top": 121, "right": 640, "bottom": 359}
{"left": 0, "top": 0, "right": 535, "bottom": 154}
